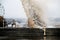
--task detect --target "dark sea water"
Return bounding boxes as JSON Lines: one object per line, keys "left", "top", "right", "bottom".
{"left": 0, "top": 28, "right": 60, "bottom": 40}
{"left": 0, "top": 36, "right": 60, "bottom": 40}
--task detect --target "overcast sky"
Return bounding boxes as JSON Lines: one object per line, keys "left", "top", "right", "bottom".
{"left": 1, "top": 0, "right": 27, "bottom": 18}
{"left": 0, "top": 0, "right": 60, "bottom": 19}
{"left": 46, "top": 0, "right": 59, "bottom": 19}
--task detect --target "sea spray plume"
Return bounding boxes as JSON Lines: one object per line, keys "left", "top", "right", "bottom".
{"left": 21, "top": 0, "right": 48, "bottom": 28}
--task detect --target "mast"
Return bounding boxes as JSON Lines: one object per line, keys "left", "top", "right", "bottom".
{"left": 0, "top": 3, "right": 5, "bottom": 27}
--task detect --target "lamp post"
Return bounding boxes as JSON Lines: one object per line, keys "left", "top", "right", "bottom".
{"left": 0, "top": 3, "right": 5, "bottom": 28}
{"left": 3, "top": 6, "right": 5, "bottom": 28}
